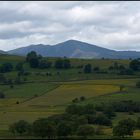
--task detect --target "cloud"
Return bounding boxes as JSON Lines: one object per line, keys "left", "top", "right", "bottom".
{"left": 0, "top": 1, "right": 140, "bottom": 51}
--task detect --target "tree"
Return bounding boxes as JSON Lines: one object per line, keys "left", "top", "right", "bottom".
{"left": 80, "top": 96, "right": 86, "bottom": 101}
{"left": 16, "top": 62, "right": 23, "bottom": 71}
{"left": 29, "top": 58, "right": 39, "bottom": 68}
{"left": 57, "top": 121, "right": 72, "bottom": 137}
{"left": 54, "top": 59, "right": 64, "bottom": 69}
{"left": 32, "top": 118, "right": 56, "bottom": 139}
{"left": 129, "top": 59, "right": 140, "bottom": 71}
{"left": 113, "top": 118, "right": 136, "bottom": 138}
{"left": 26, "top": 51, "right": 40, "bottom": 68}
{"left": 26, "top": 51, "right": 38, "bottom": 62}
{"left": 84, "top": 64, "right": 92, "bottom": 73}
{"left": 77, "top": 124, "right": 95, "bottom": 137}
{"left": 9, "top": 120, "right": 31, "bottom": 136}
{"left": 63, "top": 59, "right": 71, "bottom": 69}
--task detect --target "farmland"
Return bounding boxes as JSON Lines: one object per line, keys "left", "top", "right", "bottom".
{"left": 0, "top": 54, "right": 140, "bottom": 139}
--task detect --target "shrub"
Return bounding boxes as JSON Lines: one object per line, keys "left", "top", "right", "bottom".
{"left": 9, "top": 120, "right": 31, "bottom": 136}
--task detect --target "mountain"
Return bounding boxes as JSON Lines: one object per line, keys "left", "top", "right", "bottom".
{"left": 7, "top": 40, "right": 140, "bottom": 59}
{"left": 0, "top": 50, "right": 7, "bottom": 55}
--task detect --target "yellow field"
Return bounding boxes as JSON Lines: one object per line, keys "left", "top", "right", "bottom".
{"left": 59, "top": 78, "right": 139, "bottom": 86}
{"left": 23, "top": 84, "right": 119, "bottom": 107}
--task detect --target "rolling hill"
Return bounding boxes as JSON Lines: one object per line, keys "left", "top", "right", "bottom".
{"left": 7, "top": 40, "right": 140, "bottom": 59}
{"left": 0, "top": 50, "right": 7, "bottom": 55}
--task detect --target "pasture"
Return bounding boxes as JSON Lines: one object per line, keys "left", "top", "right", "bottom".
{"left": 0, "top": 55, "right": 140, "bottom": 138}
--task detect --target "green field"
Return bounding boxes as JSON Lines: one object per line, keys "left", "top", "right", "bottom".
{"left": 0, "top": 55, "right": 140, "bottom": 139}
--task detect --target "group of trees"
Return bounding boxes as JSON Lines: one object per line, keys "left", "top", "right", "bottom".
{"left": 83, "top": 59, "right": 140, "bottom": 75}
{"left": 108, "top": 62, "right": 134, "bottom": 75}
{"left": 9, "top": 103, "right": 113, "bottom": 138}
{"left": 95, "top": 100, "right": 140, "bottom": 113}
{"left": 107, "top": 59, "right": 140, "bottom": 75}
{"left": 72, "top": 96, "right": 86, "bottom": 103}
{"left": 26, "top": 51, "right": 42, "bottom": 68}
{"left": 83, "top": 64, "right": 100, "bottom": 74}
{"left": 129, "top": 59, "right": 140, "bottom": 71}
{"left": 26, "top": 51, "right": 71, "bottom": 69}
{"left": 54, "top": 59, "right": 71, "bottom": 69}
{"left": 9, "top": 102, "right": 140, "bottom": 138}
{"left": 113, "top": 117, "right": 140, "bottom": 138}
{"left": 0, "top": 72, "right": 25, "bottom": 87}
{"left": 0, "top": 63, "right": 13, "bottom": 73}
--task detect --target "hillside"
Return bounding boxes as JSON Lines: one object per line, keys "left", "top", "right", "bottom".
{"left": 0, "top": 55, "right": 140, "bottom": 139}
{"left": 0, "top": 50, "right": 7, "bottom": 55}
{"left": 7, "top": 40, "right": 140, "bottom": 59}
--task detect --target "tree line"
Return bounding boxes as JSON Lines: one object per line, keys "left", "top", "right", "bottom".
{"left": 9, "top": 102, "right": 140, "bottom": 138}
{"left": 1, "top": 51, "right": 140, "bottom": 75}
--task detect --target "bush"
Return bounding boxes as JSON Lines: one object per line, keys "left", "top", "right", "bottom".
{"left": 9, "top": 120, "right": 31, "bottom": 136}
{"left": 72, "top": 98, "right": 79, "bottom": 103}
{"left": 80, "top": 96, "right": 86, "bottom": 101}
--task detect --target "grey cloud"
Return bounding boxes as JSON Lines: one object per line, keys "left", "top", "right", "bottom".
{"left": 0, "top": 1, "right": 140, "bottom": 51}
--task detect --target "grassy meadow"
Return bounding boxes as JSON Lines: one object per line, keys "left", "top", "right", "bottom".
{"left": 0, "top": 55, "right": 140, "bottom": 138}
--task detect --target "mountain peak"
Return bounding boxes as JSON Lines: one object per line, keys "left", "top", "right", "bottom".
{"left": 7, "top": 40, "right": 140, "bottom": 59}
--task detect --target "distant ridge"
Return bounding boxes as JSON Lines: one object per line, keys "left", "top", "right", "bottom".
{"left": 0, "top": 50, "right": 7, "bottom": 55}
{"left": 7, "top": 39, "right": 140, "bottom": 59}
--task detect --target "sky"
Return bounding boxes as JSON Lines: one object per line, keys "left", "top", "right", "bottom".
{"left": 0, "top": 1, "right": 140, "bottom": 51}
